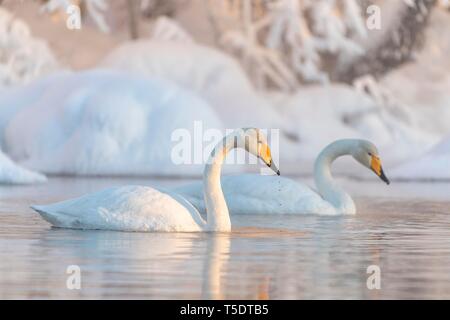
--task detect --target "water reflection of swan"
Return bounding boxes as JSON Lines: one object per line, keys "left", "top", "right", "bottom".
{"left": 30, "top": 228, "right": 231, "bottom": 299}
{"left": 202, "top": 233, "right": 275, "bottom": 299}
{"left": 30, "top": 229, "right": 200, "bottom": 299}
{"left": 29, "top": 227, "right": 285, "bottom": 299}
{"left": 31, "top": 128, "right": 279, "bottom": 232}
{"left": 202, "top": 234, "right": 230, "bottom": 299}
{"left": 177, "top": 139, "right": 390, "bottom": 215}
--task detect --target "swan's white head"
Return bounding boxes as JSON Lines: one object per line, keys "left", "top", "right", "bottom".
{"left": 237, "top": 128, "right": 280, "bottom": 175}
{"left": 352, "top": 140, "right": 390, "bottom": 185}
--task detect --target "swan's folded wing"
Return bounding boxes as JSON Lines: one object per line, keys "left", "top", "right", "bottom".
{"left": 31, "top": 185, "right": 204, "bottom": 232}
{"left": 175, "top": 174, "right": 337, "bottom": 215}
{"left": 172, "top": 182, "right": 206, "bottom": 213}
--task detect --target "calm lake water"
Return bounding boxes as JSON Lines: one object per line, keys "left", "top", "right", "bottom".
{"left": 0, "top": 176, "right": 449, "bottom": 299}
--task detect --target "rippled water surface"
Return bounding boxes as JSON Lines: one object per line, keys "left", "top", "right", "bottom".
{"left": 0, "top": 176, "right": 449, "bottom": 299}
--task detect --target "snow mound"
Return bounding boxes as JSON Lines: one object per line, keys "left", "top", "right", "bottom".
{"left": 0, "top": 70, "right": 223, "bottom": 176}
{"left": 100, "top": 40, "right": 284, "bottom": 129}
{"left": 0, "top": 149, "right": 46, "bottom": 184}
{"left": 271, "top": 84, "right": 436, "bottom": 162}
{"left": 390, "top": 136, "right": 450, "bottom": 181}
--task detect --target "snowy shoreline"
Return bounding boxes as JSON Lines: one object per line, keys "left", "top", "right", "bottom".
{"left": 0, "top": 6, "right": 448, "bottom": 183}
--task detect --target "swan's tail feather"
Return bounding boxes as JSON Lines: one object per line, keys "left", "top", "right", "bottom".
{"left": 31, "top": 205, "right": 63, "bottom": 227}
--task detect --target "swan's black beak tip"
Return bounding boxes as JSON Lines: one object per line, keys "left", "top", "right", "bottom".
{"left": 379, "top": 167, "right": 390, "bottom": 185}
{"left": 266, "top": 161, "right": 280, "bottom": 176}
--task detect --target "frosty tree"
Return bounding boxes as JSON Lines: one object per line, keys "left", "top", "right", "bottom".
{"left": 342, "top": 0, "right": 436, "bottom": 82}
{"left": 206, "top": 0, "right": 368, "bottom": 91}
{"left": 30, "top": 0, "right": 442, "bottom": 91}
{"left": 0, "top": 7, "right": 58, "bottom": 86}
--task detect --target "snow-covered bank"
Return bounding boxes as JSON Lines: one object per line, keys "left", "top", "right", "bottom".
{"left": 0, "top": 149, "right": 46, "bottom": 184}
{"left": 0, "top": 67, "right": 444, "bottom": 179}
{"left": 390, "top": 136, "right": 450, "bottom": 181}
{"left": 371, "top": 9, "right": 450, "bottom": 180}
{"left": 0, "top": 9, "right": 447, "bottom": 180}
{"left": 268, "top": 84, "right": 438, "bottom": 164}
{"left": 99, "top": 39, "right": 445, "bottom": 168}
{"left": 0, "top": 70, "right": 225, "bottom": 176}
{"left": 100, "top": 40, "right": 285, "bottom": 130}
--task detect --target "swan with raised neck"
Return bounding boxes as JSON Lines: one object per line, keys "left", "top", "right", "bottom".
{"left": 203, "top": 128, "right": 279, "bottom": 231}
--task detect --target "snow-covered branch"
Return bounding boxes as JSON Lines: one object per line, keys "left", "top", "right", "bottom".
{"left": 0, "top": 8, "right": 58, "bottom": 86}
{"left": 208, "top": 0, "right": 367, "bottom": 91}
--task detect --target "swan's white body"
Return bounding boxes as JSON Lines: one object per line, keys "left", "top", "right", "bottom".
{"left": 177, "top": 139, "right": 389, "bottom": 215}
{"left": 32, "top": 129, "right": 276, "bottom": 232}
{"left": 175, "top": 174, "right": 338, "bottom": 215}
{"left": 32, "top": 186, "right": 206, "bottom": 232}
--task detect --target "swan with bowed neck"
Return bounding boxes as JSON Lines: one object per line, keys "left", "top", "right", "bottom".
{"left": 176, "top": 139, "right": 390, "bottom": 215}
{"left": 31, "top": 128, "right": 279, "bottom": 232}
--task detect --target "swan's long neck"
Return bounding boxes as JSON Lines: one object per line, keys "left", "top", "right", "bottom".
{"left": 203, "top": 135, "right": 236, "bottom": 231}
{"left": 313, "top": 140, "right": 356, "bottom": 214}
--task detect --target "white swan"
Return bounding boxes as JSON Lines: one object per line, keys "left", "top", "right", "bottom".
{"left": 176, "top": 139, "right": 390, "bottom": 215}
{"left": 31, "top": 128, "right": 279, "bottom": 232}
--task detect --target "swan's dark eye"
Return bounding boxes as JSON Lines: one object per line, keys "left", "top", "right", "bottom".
{"left": 368, "top": 152, "right": 372, "bottom": 156}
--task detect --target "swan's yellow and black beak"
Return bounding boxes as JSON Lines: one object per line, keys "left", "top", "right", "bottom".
{"left": 371, "top": 155, "right": 390, "bottom": 185}
{"left": 259, "top": 143, "right": 280, "bottom": 176}
{"left": 267, "top": 159, "right": 280, "bottom": 176}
